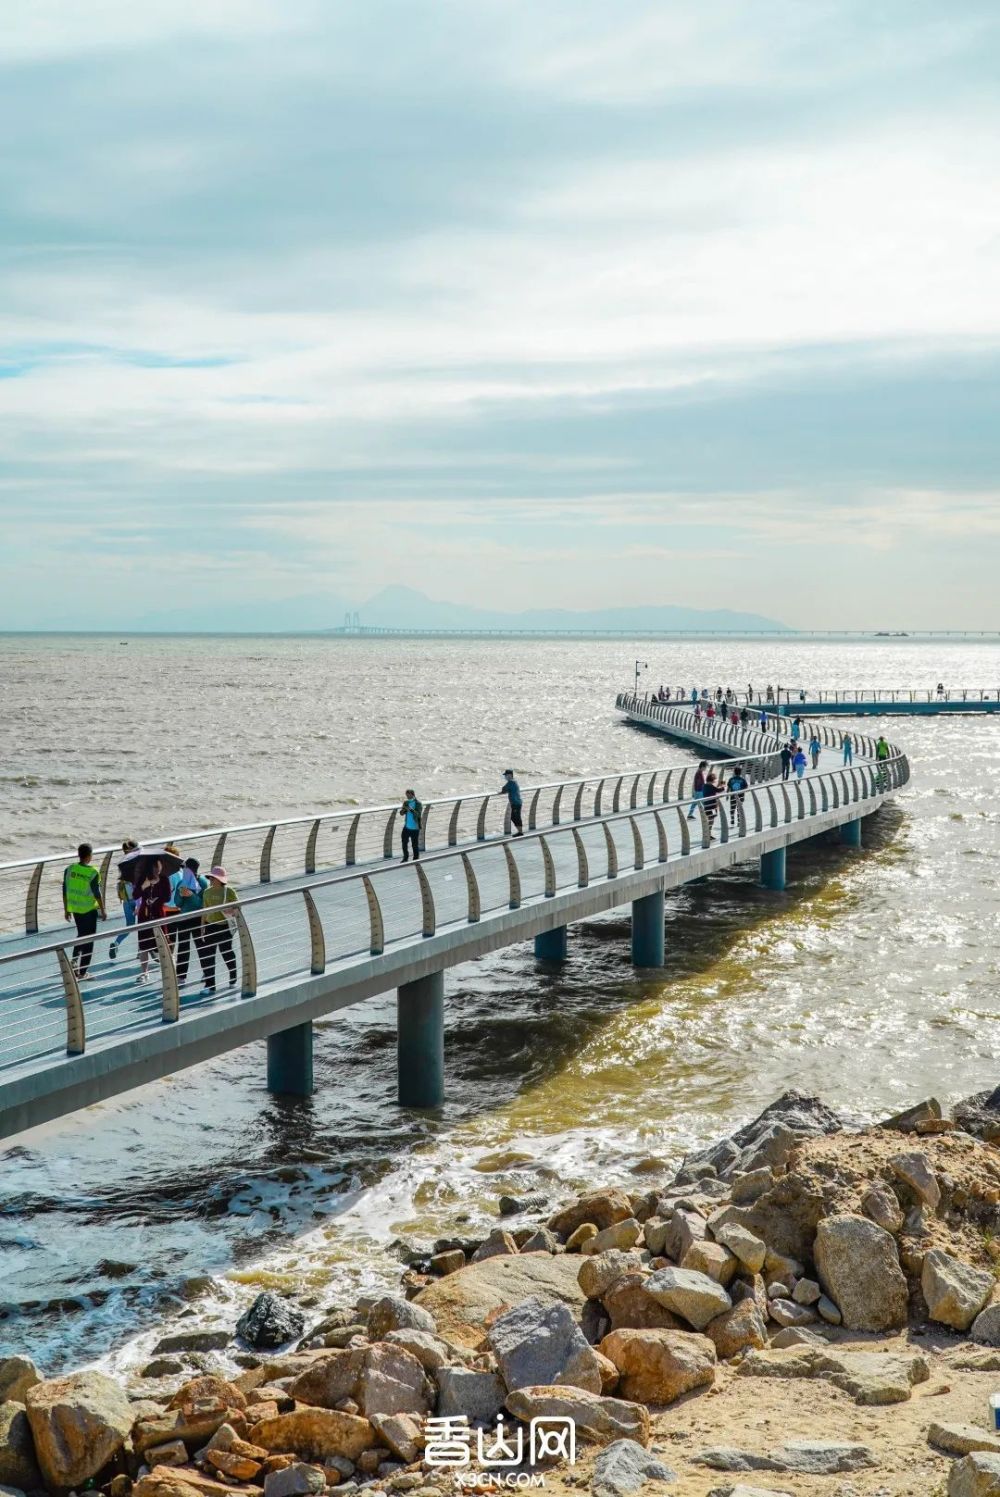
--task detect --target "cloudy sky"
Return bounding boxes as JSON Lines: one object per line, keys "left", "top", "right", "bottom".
{"left": 2, "top": 0, "right": 999, "bottom": 629}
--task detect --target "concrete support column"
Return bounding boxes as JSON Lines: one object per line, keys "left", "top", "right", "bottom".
{"left": 760, "top": 846, "right": 786, "bottom": 891}
{"left": 397, "top": 970, "right": 444, "bottom": 1108}
{"left": 631, "top": 890, "right": 665, "bottom": 968}
{"left": 840, "top": 817, "right": 862, "bottom": 848}
{"left": 534, "top": 926, "right": 568, "bottom": 962}
{"left": 267, "top": 1020, "right": 314, "bottom": 1096}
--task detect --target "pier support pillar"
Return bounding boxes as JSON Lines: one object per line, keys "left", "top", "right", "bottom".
{"left": 760, "top": 846, "right": 786, "bottom": 891}
{"left": 631, "top": 890, "right": 665, "bottom": 968}
{"left": 267, "top": 1021, "right": 314, "bottom": 1096}
{"left": 397, "top": 971, "right": 444, "bottom": 1108}
{"left": 840, "top": 818, "right": 862, "bottom": 848}
{"left": 534, "top": 926, "right": 568, "bottom": 962}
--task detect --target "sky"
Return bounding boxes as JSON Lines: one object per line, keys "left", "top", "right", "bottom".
{"left": 2, "top": 0, "right": 1000, "bottom": 630}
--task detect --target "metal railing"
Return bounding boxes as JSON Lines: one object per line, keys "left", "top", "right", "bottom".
{"left": 617, "top": 694, "right": 887, "bottom": 759}
{"left": 0, "top": 708, "right": 909, "bottom": 1073}
{"left": 637, "top": 687, "right": 1000, "bottom": 708}
{"left": 0, "top": 746, "right": 777, "bottom": 940}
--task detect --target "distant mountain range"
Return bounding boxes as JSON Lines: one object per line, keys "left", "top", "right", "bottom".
{"left": 133, "top": 585, "right": 787, "bottom": 635}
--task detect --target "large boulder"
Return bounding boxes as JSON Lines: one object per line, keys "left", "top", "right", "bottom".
{"left": 949, "top": 1452, "right": 1000, "bottom": 1496}
{"left": 26, "top": 1371, "right": 135, "bottom": 1490}
{"left": 366, "top": 1295, "right": 436, "bottom": 1340}
{"left": 415, "top": 1252, "right": 586, "bottom": 1349}
{"left": 288, "top": 1344, "right": 431, "bottom": 1418}
{"left": 435, "top": 1369, "right": 505, "bottom": 1424}
{"left": 236, "top": 1293, "right": 306, "bottom": 1350}
{"left": 549, "top": 1190, "right": 634, "bottom": 1239}
{"left": 249, "top": 1409, "right": 375, "bottom": 1462}
{"left": 813, "top": 1215, "right": 908, "bottom": 1332}
{"left": 676, "top": 1092, "right": 841, "bottom": 1184}
{"left": 738, "top": 1346, "right": 928, "bottom": 1406}
{"left": 0, "top": 1362, "right": 39, "bottom": 1407}
{"left": 504, "top": 1387, "right": 649, "bottom": 1447}
{"left": 922, "top": 1251, "right": 993, "bottom": 1332}
{"left": 704, "top": 1300, "right": 768, "bottom": 1360}
{"left": 972, "top": 1306, "right": 1000, "bottom": 1347}
{"left": 0, "top": 1401, "right": 43, "bottom": 1491}
{"left": 599, "top": 1329, "right": 716, "bottom": 1405}
{"left": 889, "top": 1151, "right": 941, "bottom": 1211}
{"left": 643, "top": 1268, "right": 731, "bottom": 1331}
{"left": 487, "top": 1298, "right": 602, "bottom": 1393}
{"left": 603, "top": 1275, "right": 682, "bottom": 1333}
{"left": 952, "top": 1086, "right": 1000, "bottom": 1142}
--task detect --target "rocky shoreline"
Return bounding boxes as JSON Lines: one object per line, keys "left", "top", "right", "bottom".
{"left": 6, "top": 1086, "right": 1000, "bottom": 1497}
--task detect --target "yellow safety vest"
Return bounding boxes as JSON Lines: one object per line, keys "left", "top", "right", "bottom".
{"left": 65, "top": 862, "right": 100, "bottom": 915}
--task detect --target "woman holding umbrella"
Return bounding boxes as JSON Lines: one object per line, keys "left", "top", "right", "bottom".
{"left": 119, "top": 846, "right": 183, "bottom": 986}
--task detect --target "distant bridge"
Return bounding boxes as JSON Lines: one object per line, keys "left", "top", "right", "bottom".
{"left": 324, "top": 625, "right": 1000, "bottom": 641}
{"left": 0, "top": 706, "right": 908, "bottom": 1142}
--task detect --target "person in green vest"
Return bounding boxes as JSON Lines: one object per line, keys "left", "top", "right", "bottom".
{"left": 63, "top": 842, "right": 107, "bottom": 980}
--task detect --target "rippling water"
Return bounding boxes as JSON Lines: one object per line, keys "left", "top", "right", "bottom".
{"left": 1, "top": 634, "right": 998, "bottom": 1374}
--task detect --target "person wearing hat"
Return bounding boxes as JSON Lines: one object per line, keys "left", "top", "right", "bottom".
{"left": 199, "top": 866, "right": 239, "bottom": 993}
{"left": 500, "top": 769, "right": 524, "bottom": 836}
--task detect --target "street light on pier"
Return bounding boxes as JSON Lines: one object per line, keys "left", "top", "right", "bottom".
{"left": 635, "top": 659, "right": 648, "bottom": 693}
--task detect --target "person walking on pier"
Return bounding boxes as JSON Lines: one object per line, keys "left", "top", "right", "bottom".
{"left": 727, "top": 764, "right": 748, "bottom": 820}
{"left": 809, "top": 732, "right": 821, "bottom": 769}
{"left": 500, "top": 769, "right": 524, "bottom": 835}
{"left": 842, "top": 733, "right": 854, "bottom": 766}
{"left": 688, "top": 761, "right": 708, "bottom": 819}
{"left": 702, "top": 770, "right": 720, "bottom": 830}
{"left": 793, "top": 745, "right": 808, "bottom": 780}
{"left": 200, "top": 867, "right": 239, "bottom": 993}
{"left": 63, "top": 843, "right": 106, "bottom": 980}
{"left": 134, "top": 857, "right": 171, "bottom": 985}
{"left": 780, "top": 742, "right": 792, "bottom": 781}
{"left": 109, "top": 838, "right": 139, "bottom": 960}
{"left": 174, "top": 857, "right": 208, "bottom": 986}
{"left": 875, "top": 734, "right": 890, "bottom": 789}
{"left": 399, "top": 790, "right": 423, "bottom": 861}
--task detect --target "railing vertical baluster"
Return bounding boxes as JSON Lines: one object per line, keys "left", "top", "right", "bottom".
{"left": 676, "top": 804, "right": 691, "bottom": 855}
{"left": 552, "top": 784, "right": 564, "bottom": 825}
{"left": 571, "top": 828, "right": 589, "bottom": 887}
{"left": 573, "top": 783, "right": 586, "bottom": 821}
{"left": 98, "top": 849, "right": 114, "bottom": 908}
{"left": 57, "top": 948, "right": 85, "bottom": 1055}
{"left": 383, "top": 809, "right": 396, "bottom": 859}
{"left": 603, "top": 822, "right": 619, "bottom": 878}
{"left": 476, "top": 795, "right": 492, "bottom": 841}
{"left": 211, "top": 832, "right": 227, "bottom": 871}
{"left": 233, "top": 909, "right": 257, "bottom": 997}
{"left": 528, "top": 789, "right": 541, "bottom": 831}
{"left": 306, "top": 818, "right": 322, "bottom": 874}
{"left": 653, "top": 809, "right": 668, "bottom": 861}
{"left": 362, "top": 875, "right": 384, "bottom": 955}
{"left": 539, "top": 834, "right": 556, "bottom": 896}
{"left": 448, "top": 800, "right": 462, "bottom": 847}
{"left": 698, "top": 802, "right": 711, "bottom": 849}
{"left": 415, "top": 865, "right": 436, "bottom": 937}
{"left": 628, "top": 815, "right": 644, "bottom": 870}
{"left": 503, "top": 843, "right": 521, "bottom": 908}
{"left": 155, "top": 926, "right": 180, "bottom": 1022}
{"left": 303, "top": 888, "right": 325, "bottom": 974}
{"left": 259, "top": 824, "right": 277, "bottom": 884}
{"left": 419, "top": 804, "right": 431, "bottom": 853}
{"left": 594, "top": 778, "right": 606, "bottom": 816}
{"left": 345, "top": 814, "right": 361, "bottom": 865}
{"left": 25, "top": 860, "right": 44, "bottom": 935}
{"left": 461, "top": 853, "right": 481, "bottom": 923}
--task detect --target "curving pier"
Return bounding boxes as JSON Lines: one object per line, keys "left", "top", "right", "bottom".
{"left": 0, "top": 704, "right": 909, "bottom": 1142}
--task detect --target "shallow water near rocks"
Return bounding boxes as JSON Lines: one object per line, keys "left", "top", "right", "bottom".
{"left": 0, "top": 634, "right": 998, "bottom": 1374}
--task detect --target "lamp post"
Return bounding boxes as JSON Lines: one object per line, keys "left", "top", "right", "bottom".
{"left": 634, "top": 659, "right": 648, "bottom": 694}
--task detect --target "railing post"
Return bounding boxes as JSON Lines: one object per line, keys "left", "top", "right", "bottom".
{"left": 259, "top": 824, "right": 277, "bottom": 884}
{"left": 461, "top": 852, "right": 481, "bottom": 923}
{"left": 99, "top": 849, "right": 114, "bottom": 908}
{"left": 233, "top": 909, "right": 257, "bottom": 997}
{"left": 25, "top": 860, "right": 44, "bottom": 936}
{"left": 448, "top": 800, "right": 462, "bottom": 847}
{"left": 362, "top": 875, "right": 384, "bottom": 955}
{"left": 383, "top": 809, "right": 396, "bottom": 859}
{"left": 603, "top": 822, "right": 619, "bottom": 878}
{"left": 527, "top": 789, "right": 541, "bottom": 831}
{"left": 211, "top": 832, "right": 227, "bottom": 870}
{"left": 306, "top": 818, "right": 322, "bottom": 874}
{"left": 571, "top": 828, "right": 589, "bottom": 886}
{"left": 345, "top": 814, "right": 361, "bottom": 865}
{"left": 628, "top": 815, "right": 644, "bottom": 870}
{"left": 539, "top": 834, "right": 556, "bottom": 896}
{"left": 57, "top": 947, "right": 86, "bottom": 1055}
{"left": 303, "top": 887, "right": 325, "bottom": 974}
{"left": 476, "top": 795, "right": 492, "bottom": 842}
{"left": 155, "top": 925, "right": 180, "bottom": 1021}
{"left": 416, "top": 865, "right": 436, "bottom": 937}
{"left": 503, "top": 843, "right": 521, "bottom": 909}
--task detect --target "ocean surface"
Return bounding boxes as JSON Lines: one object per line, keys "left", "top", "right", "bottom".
{"left": 1, "top": 634, "right": 998, "bottom": 1375}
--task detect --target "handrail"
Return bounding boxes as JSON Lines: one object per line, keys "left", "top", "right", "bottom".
{"left": 0, "top": 732, "right": 786, "bottom": 937}
{"left": 0, "top": 700, "right": 909, "bottom": 1074}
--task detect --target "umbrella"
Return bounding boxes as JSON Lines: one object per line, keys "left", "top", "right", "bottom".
{"left": 118, "top": 845, "right": 184, "bottom": 879}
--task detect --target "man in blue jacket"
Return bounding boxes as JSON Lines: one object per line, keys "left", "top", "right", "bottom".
{"left": 500, "top": 769, "right": 524, "bottom": 836}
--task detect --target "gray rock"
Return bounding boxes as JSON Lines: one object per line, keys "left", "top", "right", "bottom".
{"left": 591, "top": 1439, "right": 676, "bottom": 1497}
{"left": 471, "top": 1229, "right": 519, "bottom": 1263}
{"left": 698, "top": 1441, "right": 877, "bottom": 1474}
{"left": 952, "top": 1086, "right": 1000, "bottom": 1141}
{"left": 522, "top": 1228, "right": 561, "bottom": 1254}
{"left": 889, "top": 1151, "right": 941, "bottom": 1210}
{"left": 929, "top": 1423, "right": 1000, "bottom": 1457}
{"left": 791, "top": 1278, "right": 820, "bottom": 1305}
{"left": 738, "top": 1346, "right": 928, "bottom": 1406}
{"left": 644, "top": 1267, "right": 731, "bottom": 1330}
{"left": 499, "top": 1194, "right": 548, "bottom": 1217}
{"left": 813, "top": 1215, "right": 908, "bottom": 1332}
{"left": 706, "top": 1487, "right": 793, "bottom": 1497}
{"left": 140, "top": 1357, "right": 186, "bottom": 1379}
{"left": 922, "top": 1250, "right": 993, "bottom": 1332}
{"left": 769, "top": 1327, "right": 826, "bottom": 1349}
{"left": 368, "top": 1295, "right": 437, "bottom": 1340}
{"left": 237, "top": 1293, "right": 306, "bottom": 1350}
{"left": 0, "top": 1484, "right": 27, "bottom": 1497}
{"left": 263, "top": 1463, "right": 327, "bottom": 1497}
{"left": 487, "top": 1296, "right": 602, "bottom": 1393}
{"left": 0, "top": 1362, "right": 39, "bottom": 1407}
{"left": 816, "top": 1295, "right": 841, "bottom": 1325}
{"left": 765, "top": 1283, "right": 790, "bottom": 1301}
{"left": 434, "top": 1368, "right": 505, "bottom": 1425}
{"left": 0, "top": 1402, "right": 42, "bottom": 1492}
{"left": 152, "top": 1328, "right": 230, "bottom": 1353}
{"left": 730, "top": 1169, "right": 774, "bottom": 1205}
{"left": 879, "top": 1097, "right": 942, "bottom": 1131}
{"left": 972, "top": 1305, "right": 1000, "bottom": 1347}
{"left": 861, "top": 1185, "right": 904, "bottom": 1233}
{"left": 676, "top": 1091, "right": 841, "bottom": 1185}
{"left": 949, "top": 1452, "right": 1000, "bottom": 1496}
{"left": 384, "top": 1329, "right": 462, "bottom": 1372}
{"left": 767, "top": 1300, "right": 817, "bottom": 1329}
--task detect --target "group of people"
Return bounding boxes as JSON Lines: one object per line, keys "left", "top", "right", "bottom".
{"left": 687, "top": 761, "right": 749, "bottom": 826}
{"left": 655, "top": 683, "right": 795, "bottom": 707}
{"left": 63, "top": 842, "right": 240, "bottom": 991}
